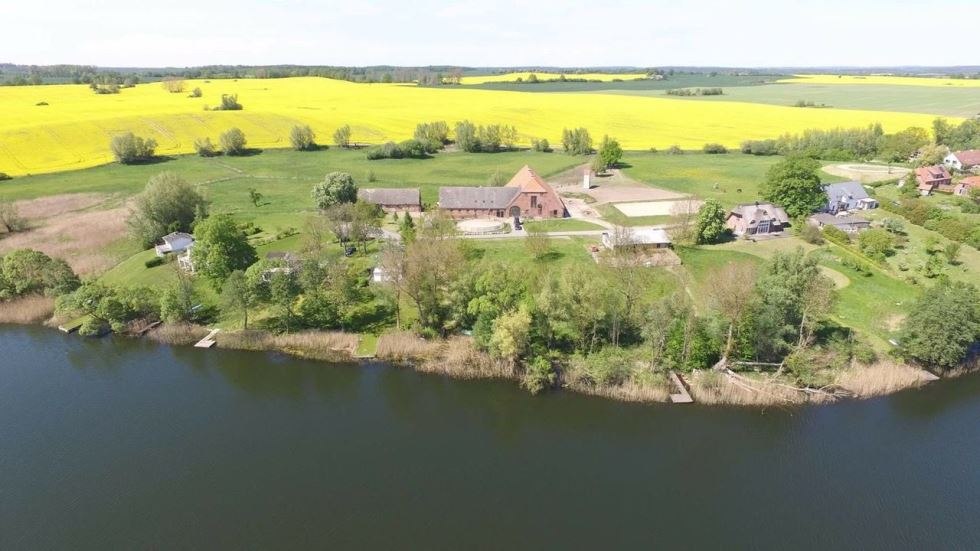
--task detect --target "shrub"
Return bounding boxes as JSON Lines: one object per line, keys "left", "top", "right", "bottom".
{"left": 161, "top": 77, "right": 185, "bottom": 93}
{"left": 521, "top": 357, "right": 557, "bottom": 395}
{"left": 666, "top": 145, "right": 684, "bottom": 155}
{"left": 189, "top": 87, "right": 202, "bottom": 98}
{"left": 193, "top": 137, "right": 216, "bottom": 157}
{"left": 215, "top": 94, "right": 242, "bottom": 111}
{"left": 366, "top": 142, "right": 403, "bottom": 160}
{"left": 740, "top": 139, "right": 779, "bottom": 155}
{"left": 703, "top": 143, "right": 728, "bottom": 154}
{"left": 219, "top": 128, "right": 247, "bottom": 156}
{"left": 799, "top": 222, "right": 824, "bottom": 244}
{"left": 822, "top": 225, "right": 850, "bottom": 246}
{"left": 0, "top": 172, "right": 10, "bottom": 181}
{"left": 531, "top": 138, "right": 551, "bottom": 152}
{"left": 110, "top": 132, "right": 157, "bottom": 164}
{"left": 289, "top": 125, "right": 317, "bottom": 151}
{"left": 333, "top": 124, "right": 351, "bottom": 148}
{"left": 561, "top": 127, "right": 593, "bottom": 155}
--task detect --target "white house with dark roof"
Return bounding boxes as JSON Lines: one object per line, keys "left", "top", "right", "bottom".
{"left": 823, "top": 181, "right": 877, "bottom": 214}
{"left": 154, "top": 232, "right": 194, "bottom": 257}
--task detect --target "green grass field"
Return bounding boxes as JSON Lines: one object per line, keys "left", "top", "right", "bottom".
{"left": 602, "top": 83, "right": 980, "bottom": 118}
{"left": 457, "top": 73, "right": 781, "bottom": 93}
{"left": 522, "top": 219, "right": 605, "bottom": 232}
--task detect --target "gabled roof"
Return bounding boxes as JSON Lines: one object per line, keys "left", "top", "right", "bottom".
{"left": 358, "top": 188, "right": 421, "bottom": 206}
{"left": 506, "top": 165, "right": 550, "bottom": 193}
{"left": 824, "top": 181, "right": 870, "bottom": 203}
{"left": 729, "top": 202, "right": 789, "bottom": 226}
{"left": 439, "top": 186, "right": 520, "bottom": 209}
{"left": 915, "top": 165, "right": 951, "bottom": 183}
{"left": 809, "top": 213, "right": 870, "bottom": 227}
{"left": 951, "top": 149, "right": 980, "bottom": 167}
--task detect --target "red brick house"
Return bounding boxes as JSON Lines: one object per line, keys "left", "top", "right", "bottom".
{"left": 438, "top": 165, "right": 567, "bottom": 219}
{"left": 914, "top": 165, "right": 953, "bottom": 195}
{"left": 954, "top": 176, "right": 980, "bottom": 196}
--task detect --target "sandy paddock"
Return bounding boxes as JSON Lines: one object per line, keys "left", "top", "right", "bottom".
{"left": 822, "top": 163, "right": 910, "bottom": 183}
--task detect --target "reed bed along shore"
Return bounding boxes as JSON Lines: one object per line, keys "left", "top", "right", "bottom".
{"left": 217, "top": 329, "right": 358, "bottom": 362}
{"left": 0, "top": 295, "right": 55, "bottom": 324}
{"left": 376, "top": 331, "right": 514, "bottom": 379}
{"left": 145, "top": 322, "right": 211, "bottom": 346}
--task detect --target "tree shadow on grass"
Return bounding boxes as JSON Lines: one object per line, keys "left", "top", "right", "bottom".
{"left": 124, "top": 155, "right": 177, "bottom": 166}
{"left": 535, "top": 250, "right": 565, "bottom": 263}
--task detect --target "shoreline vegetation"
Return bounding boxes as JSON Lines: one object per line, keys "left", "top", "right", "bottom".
{"left": 0, "top": 297, "right": 966, "bottom": 407}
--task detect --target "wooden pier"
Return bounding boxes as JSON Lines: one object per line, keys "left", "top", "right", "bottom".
{"left": 194, "top": 329, "right": 220, "bottom": 348}
{"left": 668, "top": 371, "right": 694, "bottom": 404}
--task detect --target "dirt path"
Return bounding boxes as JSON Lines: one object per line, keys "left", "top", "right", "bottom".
{"left": 822, "top": 163, "right": 910, "bottom": 183}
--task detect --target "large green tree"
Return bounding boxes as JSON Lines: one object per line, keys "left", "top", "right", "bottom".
{"left": 127, "top": 172, "right": 208, "bottom": 247}
{"left": 190, "top": 215, "right": 257, "bottom": 289}
{"left": 0, "top": 249, "right": 79, "bottom": 299}
{"left": 760, "top": 156, "right": 825, "bottom": 218}
{"left": 694, "top": 198, "right": 729, "bottom": 244}
{"left": 311, "top": 172, "right": 357, "bottom": 209}
{"left": 900, "top": 280, "right": 980, "bottom": 370}
{"left": 597, "top": 135, "right": 623, "bottom": 169}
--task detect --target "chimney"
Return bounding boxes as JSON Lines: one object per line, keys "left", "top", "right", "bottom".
{"left": 583, "top": 168, "right": 591, "bottom": 190}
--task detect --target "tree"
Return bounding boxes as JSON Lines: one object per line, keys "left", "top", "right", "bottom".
{"left": 193, "top": 137, "right": 216, "bottom": 157}
{"left": 694, "top": 198, "right": 728, "bottom": 244}
{"left": 707, "top": 261, "right": 758, "bottom": 360}
{"left": 760, "top": 156, "right": 824, "bottom": 218}
{"left": 489, "top": 307, "right": 533, "bottom": 366}
{"left": 0, "top": 249, "right": 79, "bottom": 299}
{"left": 161, "top": 77, "right": 185, "bottom": 93}
{"left": 290, "top": 125, "right": 317, "bottom": 151}
{"left": 221, "top": 270, "right": 257, "bottom": 329}
{"left": 454, "top": 120, "right": 478, "bottom": 152}
{"left": 219, "top": 128, "right": 247, "bottom": 156}
{"left": 402, "top": 235, "right": 464, "bottom": 334}
{"left": 399, "top": 211, "right": 416, "bottom": 243}
{"left": 216, "top": 94, "right": 242, "bottom": 111}
{"left": 916, "top": 143, "right": 948, "bottom": 167}
{"left": 524, "top": 226, "right": 552, "bottom": 259}
{"left": 561, "top": 127, "right": 593, "bottom": 155}
{"left": 127, "top": 172, "right": 208, "bottom": 247}
{"left": 311, "top": 172, "right": 357, "bottom": 209}
{"left": 378, "top": 243, "right": 408, "bottom": 329}
{"left": 190, "top": 215, "right": 257, "bottom": 289}
{"left": 858, "top": 228, "right": 895, "bottom": 261}
{"left": 900, "top": 280, "right": 980, "bottom": 370}
{"left": 522, "top": 357, "right": 557, "bottom": 395}
{"left": 881, "top": 127, "right": 929, "bottom": 162}
{"left": 159, "top": 272, "right": 197, "bottom": 323}
{"left": 333, "top": 124, "right": 351, "bottom": 148}
{"left": 933, "top": 117, "right": 952, "bottom": 145}
{"left": 110, "top": 132, "right": 157, "bottom": 164}
{"left": 598, "top": 135, "right": 623, "bottom": 168}
{"left": 0, "top": 200, "right": 26, "bottom": 233}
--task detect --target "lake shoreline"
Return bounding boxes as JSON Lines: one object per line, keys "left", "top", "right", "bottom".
{"left": 0, "top": 294, "right": 962, "bottom": 407}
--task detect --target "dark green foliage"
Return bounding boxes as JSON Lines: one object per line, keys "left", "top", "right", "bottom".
{"left": 190, "top": 215, "right": 258, "bottom": 289}
{"left": 127, "top": 172, "right": 208, "bottom": 247}
{"left": 900, "top": 280, "right": 980, "bottom": 370}
{"left": 521, "top": 356, "right": 557, "bottom": 395}
{"left": 666, "top": 145, "right": 684, "bottom": 155}
{"left": 0, "top": 249, "right": 79, "bottom": 299}
{"left": 761, "top": 156, "right": 825, "bottom": 217}
{"left": 193, "top": 137, "right": 216, "bottom": 157}
{"left": 413, "top": 121, "right": 449, "bottom": 151}
{"left": 56, "top": 283, "right": 159, "bottom": 334}
{"left": 215, "top": 94, "right": 242, "bottom": 111}
{"left": 531, "top": 138, "right": 551, "bottom": 152}
{"left": 598, "top": 135, "right": 623, "bottom": 168}
{"left": 144, "top": 257, "right": 164, "bottom": 268}
{"left": 454, "top": 120, "right": 517, "bottom": 153}
{"left": 702, "top": 143, "right": 728, "bottom": 154}
{"left": 694, "top": 199, "right": 728, "bottom": 244}
{"left": 110, "top": 132, "right": 157, "bottom": 164}
{"left": 0, "top": 172, "right": 11, "bottom": 181}
{"left": 333, "top": 125, "right": 351, "bottom": 148}
{"left": 740, "top": 139, "right": 779, "bottom": 155}
{"left": 933, "top": 117, "right": 980, "bottom": 150}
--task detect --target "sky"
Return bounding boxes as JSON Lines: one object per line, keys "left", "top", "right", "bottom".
{"left": 3, "top": 0, "right": 978, "bottom": 68}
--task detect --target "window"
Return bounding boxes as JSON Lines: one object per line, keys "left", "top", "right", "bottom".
{"left": 530, "top": 195, "right": 537, "bottom": 208}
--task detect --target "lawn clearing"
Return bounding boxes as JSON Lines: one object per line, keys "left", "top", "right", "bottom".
{"left": 614, "top": 199, "right": 702, "bottom": 217}
{"left": 522, "top": 218, "right": 605, "bottom": 232}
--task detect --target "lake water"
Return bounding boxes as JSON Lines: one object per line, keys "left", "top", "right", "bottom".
{"left": 2, "top": 325, "right": 979, "bottom": 549}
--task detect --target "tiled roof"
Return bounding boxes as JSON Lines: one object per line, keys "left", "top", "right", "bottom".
{"left": 952, "top": 149, "right": 980, "bottom": 167}
{"left": 506, "top": 164, "right": 550, "bottom": 193}
{"left": 438, "top": 186, "right": 520, "bottom": 209}
{"left": 358, "top": 188, "right": 421, "bottom": 206}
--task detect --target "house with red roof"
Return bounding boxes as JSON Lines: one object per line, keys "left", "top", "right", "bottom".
{"left": 438, "top": 165, "right": 567, "bottom": 219}
{"left": 944, "top": 149, "right": 980, "bottom": 172}
{"left": 954, "top": 176, "right": 980, "bottom": 196}
{"left": 914, "top": 165, "right": 953, "bottom": 195}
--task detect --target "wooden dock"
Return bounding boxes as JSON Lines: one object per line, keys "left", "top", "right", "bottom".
{"left": 668, "top": 371, "right": 694, "bottom": 404}
{"left": 194, "top": 329, "right": 220, "bottom": 348}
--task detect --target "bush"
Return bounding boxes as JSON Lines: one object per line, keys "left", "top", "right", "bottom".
{"left": 531, "top": 138, "right": 551, "bottom": 152}
{"left": 666, "top": 145, "right": 684, "bottom": 155}
{"left": 0, "top": 172, "right": 10, "bottom": 181}
{"left": 110, "top": 132, "right": 157, "bottom": 164}
{"left": 189, "top": 87, "right": 202, "bottom": 98}
{"left": 144, "top": 256, "right": 164, "bottom": 268}
{"left": 561, "top": 127, "right": 593, "bottom": 155}
{"left": 521, "top": 357, "right": 557, "bottom": 395}
{"left": 193, "top": 137, "right": 216, "bottom": 157}
{"left": 799, "top": 222, "right": 824, "bottom": 244}
{"left": 366, "top": 142, "right": 403, "bottom": 160}
{"left": 215, "top": 94, "right": 242, "bottom": 111}
{"left": 822, "top": 225, "right": 850, "bottom": 246}
{"left": 703, "top": 143, "right": 728, "bottom": 154}
{"left": 219, "top": 128, "right": 247, "bottom": 156}
{"left": 740, "top": 139, "right": 779, "bottom": 155}
{"left": 289, "top": 125, "right": 317, "bottom": 151}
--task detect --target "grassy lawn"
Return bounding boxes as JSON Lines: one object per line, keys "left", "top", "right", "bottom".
{"left": 621, "top": 153, "right": 778, "bottom": 207}
{"left": 465, "top": 236, "right": 600, "bottom": 271}
{"left": 522, "top": 218, "right": 605, "bottom": 232}
{"left": 0, "top": 148, "right": 585, "bottom": 203}
{"left": 603, "top": 83, "right": 980, "bottom": 118}
{"left": 595, "top": 204, "right": 673, "bottom": 227}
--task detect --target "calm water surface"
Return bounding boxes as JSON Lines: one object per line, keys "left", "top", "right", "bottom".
{"left": 2, "top": 325, "right": 978, "bottom": 550}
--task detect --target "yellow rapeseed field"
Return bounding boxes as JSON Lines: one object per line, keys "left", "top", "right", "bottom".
{"left": 780, "top": 74, "right": 980, "bottom": 88}
{"left": 0, "top": 77, "right": 951, "bottom": 176}
{"left": 458, "top": 72, "right": 649, "bottom": 84}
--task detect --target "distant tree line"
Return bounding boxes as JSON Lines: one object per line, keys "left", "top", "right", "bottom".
{"left": 665, "top": 87, "right": 724, "bottom": 96}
